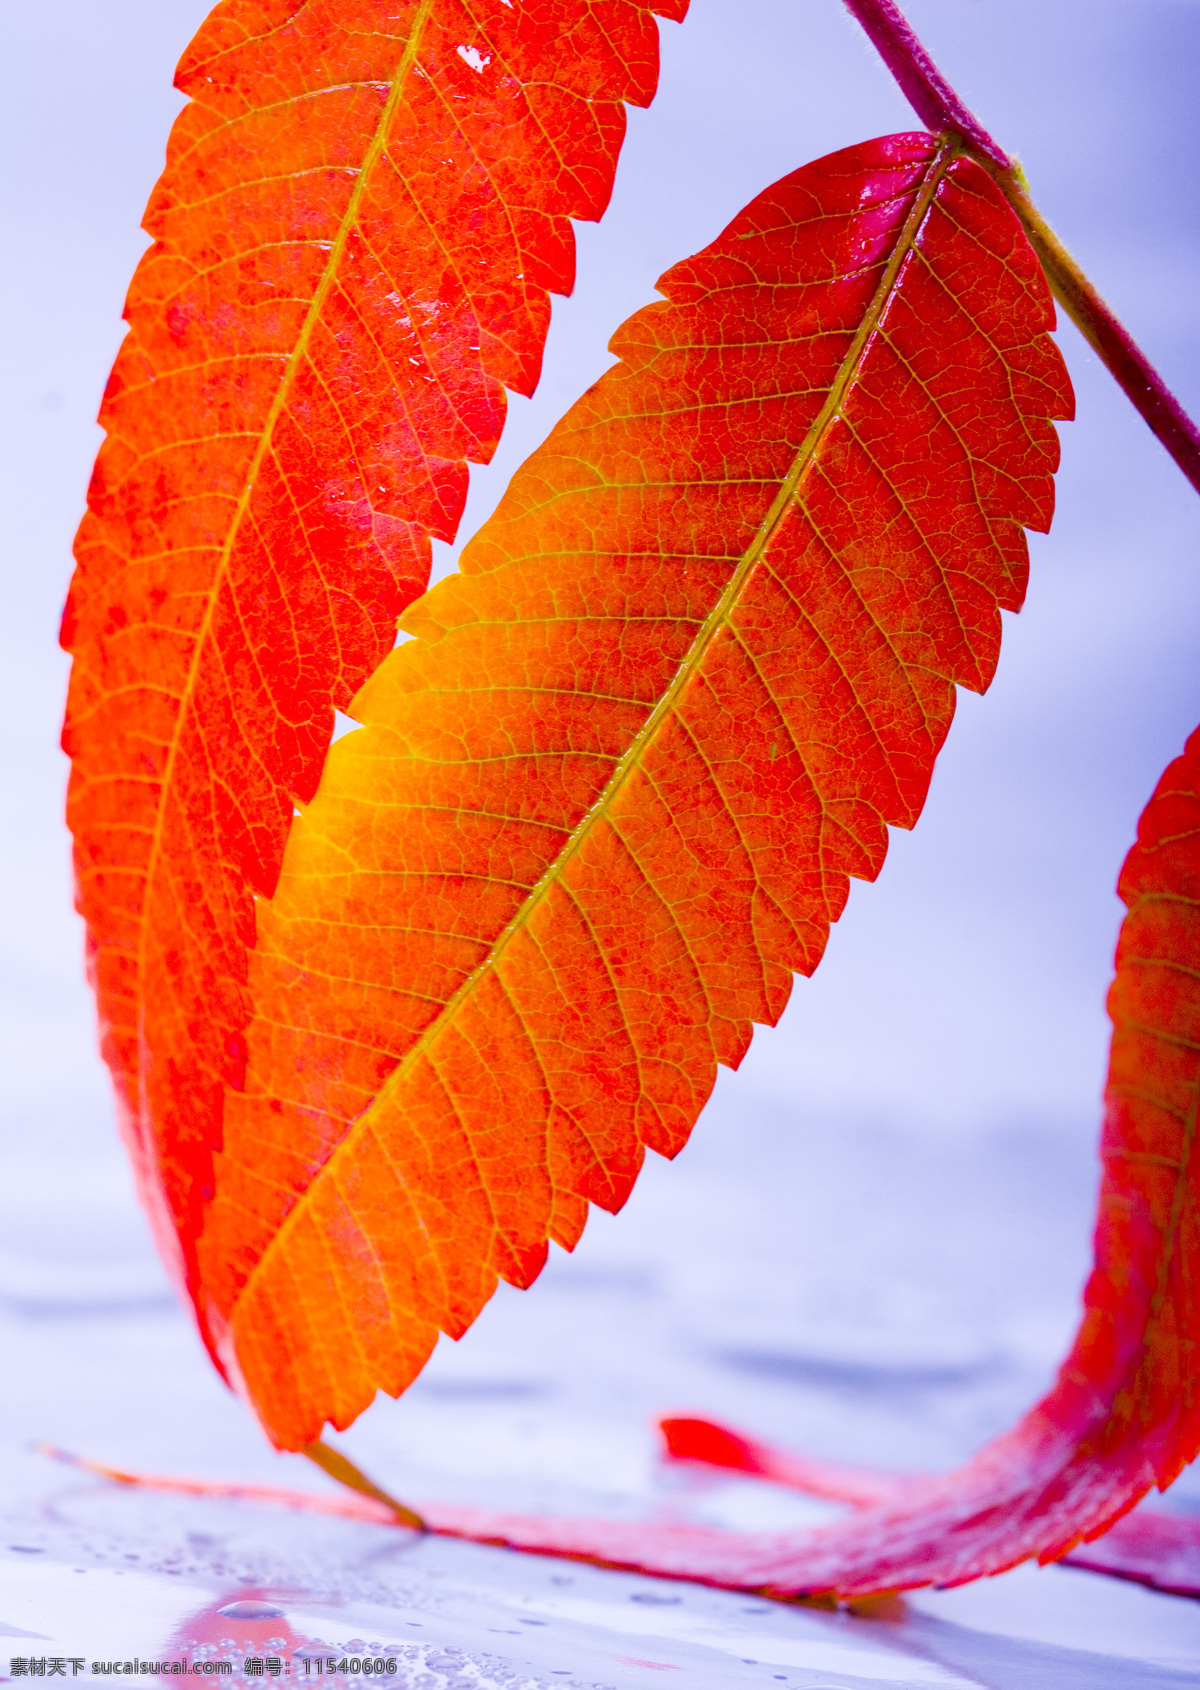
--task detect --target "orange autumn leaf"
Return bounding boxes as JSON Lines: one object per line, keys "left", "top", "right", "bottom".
{"left": 59, "top": 0, "right": 686, "bottom": 1343}
{"left": 199, "top": 132, "right": 1073, "bottom": 1447}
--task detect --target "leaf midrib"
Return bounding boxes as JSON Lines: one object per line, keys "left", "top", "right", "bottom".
{"left": 232, "top": 134, "right": 961, "bottom": 1326}
{"left": 134, "top": 0, "right": 438, "bottom": 1084}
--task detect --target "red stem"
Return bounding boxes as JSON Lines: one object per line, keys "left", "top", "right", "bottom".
{"left": 841, "top": 0, "right": 1200, "bottom": 498}
{"left": 841, "top": 0, "right": 1010, "bottom": 167}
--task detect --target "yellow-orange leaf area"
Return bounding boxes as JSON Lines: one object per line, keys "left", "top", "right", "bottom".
{"left": 59, "top": 0, "right": 686, "bottom": 1340}
{"left": 201, "top": 132, "right": 1073, "bottom": 1448}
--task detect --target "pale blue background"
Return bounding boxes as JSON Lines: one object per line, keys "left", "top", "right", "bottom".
{"left": 1, "top": 2, "right": 1198, "bottom": 1683}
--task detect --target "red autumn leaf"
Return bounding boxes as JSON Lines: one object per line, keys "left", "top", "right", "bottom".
{"left": 409, "top": 725, "right": 1200, "bottom": 1595}
{"left": 653, "top": 1415, "right": 1200, "bottom": 1598}
{"left": 196, "top": 132, "right": 1071, "bottom": 1449}
{"left": 59, "top": 0, "right": 686, "bottom": 1341}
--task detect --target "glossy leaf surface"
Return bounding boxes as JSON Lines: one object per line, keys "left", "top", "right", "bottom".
{"left": 201, "top": 133, "right": 1071, "bottom": 1447}
{"left": 60, "top": 0, "right": 685, "bottom": 1335}
{"left": 384, "top": 726, "right": 1200, "bottom": 1593}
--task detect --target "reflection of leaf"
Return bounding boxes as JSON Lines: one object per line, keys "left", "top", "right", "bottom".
{"left": 165, "top": 1594, "right": 298, "bottom": 1663}
{"left": 59, "top": 0, "right": 686, "bottom": 1341}
{"left": 199, "top": 133, "right": 1070, "bottom": 1450}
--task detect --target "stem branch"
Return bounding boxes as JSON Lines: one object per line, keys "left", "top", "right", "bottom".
{"left": 841, "top": 0, "right": 1200, "bottom": 497}
{"left": 302, "top": 1438, "right": 426, "bottom": 1531}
